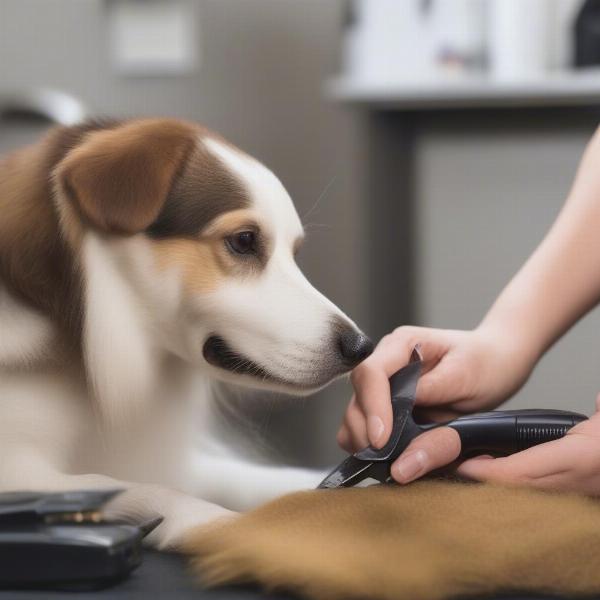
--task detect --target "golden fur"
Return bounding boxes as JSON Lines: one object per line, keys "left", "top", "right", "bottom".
{"left": 153, "top": 210, "right": 264, "bottom": 293}
{"left": 186, "top": 480, "right": 600, "bottom": 600}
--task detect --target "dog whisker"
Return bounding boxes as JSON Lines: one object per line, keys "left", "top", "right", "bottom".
{"left": 301, "top": 173, "right": 337, "bottom": 223}
{"left": 303, "top": 222, "right": 333, "bottom": 231}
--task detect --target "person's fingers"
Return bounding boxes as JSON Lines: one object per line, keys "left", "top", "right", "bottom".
{"left": 457, "top": 436, "right": 580, "bottom": 487}
{"left": 351, "top": 359, "right": 402, "bottom": 448}
{"left": 337, "top": 423, "right": 368, "bottom": 454}
{"left": 336, "top": 425, "right": 352, "bottom": 453}
{"left": 351, "top": 327, "right": 447, "bottom": 448}
{"left": 458, "top": 455, "right": 579, "bottom": 491}
{"left": 391, "top": 426, "right": 461, "bottom": 484}
{"left": 341, "top": 398, "right": 369, "bottom": 451}
{"left": 457, "top": 397, "right": 600, "bottom": 493}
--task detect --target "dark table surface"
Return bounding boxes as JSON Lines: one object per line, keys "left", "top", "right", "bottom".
{"left": 0, "top": 550, "right": 290, "bottom": 600}
{"left": 0, "top": 550, "right": 593, "bottom": 600}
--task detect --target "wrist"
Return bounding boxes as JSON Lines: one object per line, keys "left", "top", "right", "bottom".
{"left": 475, "top": 313, "right": 542, "bottom": 385}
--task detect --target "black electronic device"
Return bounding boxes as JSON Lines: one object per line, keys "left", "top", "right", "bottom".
{"left": 0, "top": 489, "right": 160, "bottom": 590}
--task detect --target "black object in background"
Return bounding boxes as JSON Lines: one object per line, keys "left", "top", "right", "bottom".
{"left": 575, "top": 0, "right": 600, "bottom": 67}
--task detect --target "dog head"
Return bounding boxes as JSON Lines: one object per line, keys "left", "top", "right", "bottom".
{"left": 53, "top": 119, "right": 372, "bottom": 407}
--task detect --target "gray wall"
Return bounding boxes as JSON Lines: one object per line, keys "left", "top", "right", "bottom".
{"left": 417, "top": 114, "right": 600, "bottom": 416}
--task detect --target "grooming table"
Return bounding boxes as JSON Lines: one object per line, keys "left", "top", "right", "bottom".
{"left": 0, "top": 549, "right": 593, "bottom": 600}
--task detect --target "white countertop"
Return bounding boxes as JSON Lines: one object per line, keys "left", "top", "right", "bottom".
{"left": 326, "top": 70, "right": 600, "bottom": 109}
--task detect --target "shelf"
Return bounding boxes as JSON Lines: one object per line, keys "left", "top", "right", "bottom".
{"left": 326, "top": 70, "right": 600, "bottom": 110}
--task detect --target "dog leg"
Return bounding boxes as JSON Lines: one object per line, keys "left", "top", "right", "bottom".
{"left": 0, "top": 451, "right": 235, "bottom": 550}
{"left": 193, "top": 453, "right": 326, "bottom": 511}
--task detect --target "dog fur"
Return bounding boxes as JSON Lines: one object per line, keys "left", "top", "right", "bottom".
{"left": 0, "top": 118, "right": 372, "bottom": 549}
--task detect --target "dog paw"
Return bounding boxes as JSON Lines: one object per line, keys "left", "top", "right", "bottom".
{"left": 146, "top": 504, "right": 237, "bottom": 551}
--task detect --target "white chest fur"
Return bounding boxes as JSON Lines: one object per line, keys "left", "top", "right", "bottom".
{"left": 0, "top": 359, "right": 212, "bottom": 492}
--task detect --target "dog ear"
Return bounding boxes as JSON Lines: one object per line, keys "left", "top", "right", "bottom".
{"left": 55, "top": 119, "right": 194, "bottom": 235}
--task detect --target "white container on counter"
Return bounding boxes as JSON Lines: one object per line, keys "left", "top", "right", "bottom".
{"left": 488, "top": 0, "right": 550, "bottom": 81}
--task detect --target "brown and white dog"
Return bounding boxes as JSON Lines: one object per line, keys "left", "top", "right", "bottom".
{"left": 0, "top": 118, "right": 372, "bottom": 548}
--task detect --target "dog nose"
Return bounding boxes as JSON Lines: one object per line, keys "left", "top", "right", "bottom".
{"left": 338, "top": 329, "right": 374, "bottom": 367}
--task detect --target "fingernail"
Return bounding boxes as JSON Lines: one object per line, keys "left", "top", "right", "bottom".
{"left": 393, "top": 450, "right": 428, "bottom": 483}
{"left": 367, "top": 416, "right": 385, "bottom": 446}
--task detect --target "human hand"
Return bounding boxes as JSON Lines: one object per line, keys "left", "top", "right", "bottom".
{"left": 450, "top": 395, "right": 597, "bottom": 493}
{"left": 337, "top": 325, "right": 536, "bottom": 482}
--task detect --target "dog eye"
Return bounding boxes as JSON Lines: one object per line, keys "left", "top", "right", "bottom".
{"left": 226, "top": 231, "right": 257, "bottom": 255}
